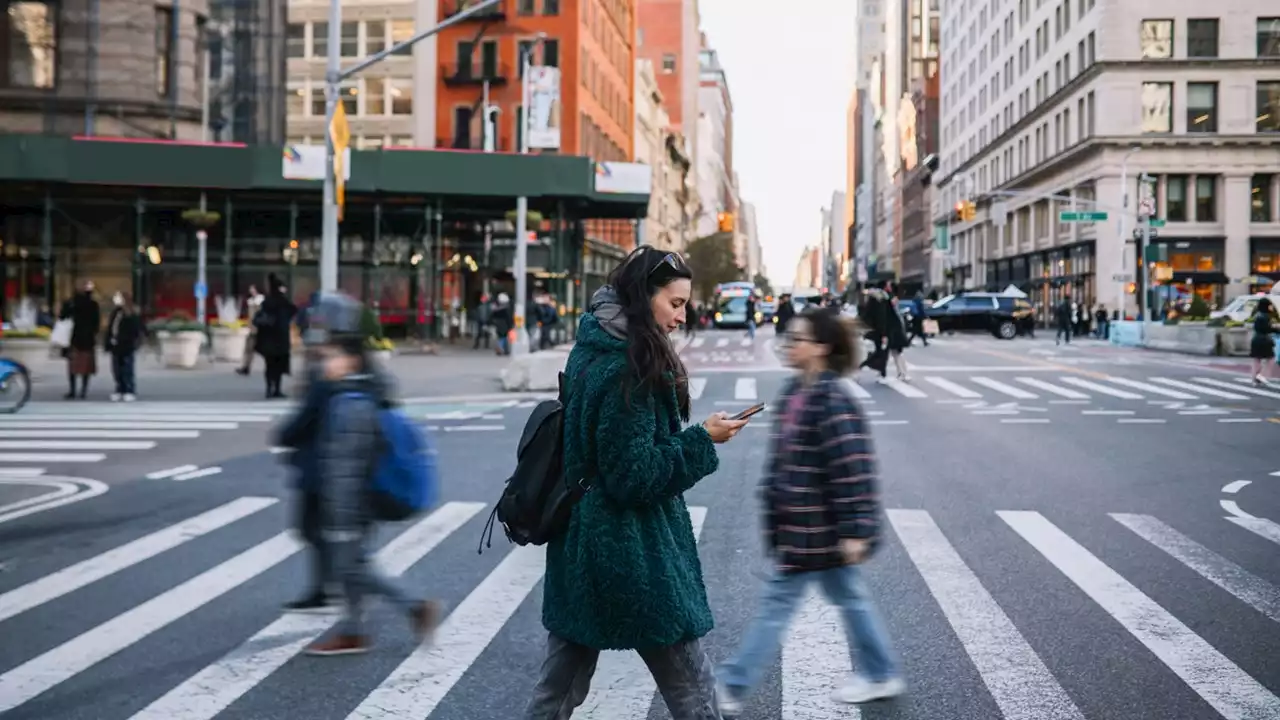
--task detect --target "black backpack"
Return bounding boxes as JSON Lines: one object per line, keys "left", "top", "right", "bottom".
{"left": 478, "top": 356, "right": 602, "bottom": 553}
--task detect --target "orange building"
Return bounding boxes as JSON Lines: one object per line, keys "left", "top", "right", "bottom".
{"left": 434, "top": 0, "right": 636, "bottom": 246}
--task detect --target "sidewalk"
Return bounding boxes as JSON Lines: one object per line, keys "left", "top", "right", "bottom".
{"left": 21, "top": 341, "right": 513, "bottom": 402}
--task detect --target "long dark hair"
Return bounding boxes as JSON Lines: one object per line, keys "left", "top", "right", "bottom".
{"left": 607, "top": 246, "right": 694, "bottom": 420}
{"left": 799, "top": 307, "right": 858, "bottom": 376}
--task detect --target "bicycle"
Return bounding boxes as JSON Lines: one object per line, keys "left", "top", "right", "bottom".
{"left": 0, "top": 357, "right": 32, "bottom": 413}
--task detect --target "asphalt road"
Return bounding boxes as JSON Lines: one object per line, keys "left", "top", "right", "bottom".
{"left": 1, "top": 329, "right": 1277, "bottom": 720}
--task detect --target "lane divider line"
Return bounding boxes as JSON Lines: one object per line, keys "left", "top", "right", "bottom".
{"left": 0, "top": 478, "right": 108, "bottom": 525}
{"left": 146, "top": 465, "right": 198, "bottom": 480}
{"left": 1222, "top": 480, "right": 1251, "bottom": 494}
{"left": 173, "top": 467, "right": 222, "bottom": 482}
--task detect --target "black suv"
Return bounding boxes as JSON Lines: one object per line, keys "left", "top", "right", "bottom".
{"left": 924, "top": 292, "right": 1036, "bottom": 339}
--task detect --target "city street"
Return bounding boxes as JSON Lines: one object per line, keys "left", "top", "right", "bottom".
{"left": 1, "top": 329, "right": 1277, "bottom": 719}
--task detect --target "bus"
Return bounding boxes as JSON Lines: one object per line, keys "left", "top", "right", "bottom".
{"left": 712, "top": 282, "right": 762, "bottom": 329}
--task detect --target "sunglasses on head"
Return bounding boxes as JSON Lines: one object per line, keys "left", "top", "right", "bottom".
{"left": 649, "top": 252, "right": 687, "bottom": 277}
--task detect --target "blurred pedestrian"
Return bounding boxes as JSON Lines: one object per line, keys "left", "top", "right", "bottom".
{"left": 59, "top": 280, "right": 100, "bottom": 400}
{"left": 104, "top": 291, "right": 145, "bottom": 402}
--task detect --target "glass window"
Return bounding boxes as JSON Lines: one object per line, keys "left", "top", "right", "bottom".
{"left": 390, "top": 136, "right": 414, "bottom": 147}
{"left": 517, "top": 39, "right": 534, "bottom": 75}
{"left": 312, "top": 21, "right": 328, "bottom": 58}
{"left": 1258, "top": 18, "right": 1280, "bottom": 57}
{"left": 1166, "top": 176, "right": 1187, "bottom": 221}
{"left": 1140, "top": 20, "right": 1172, "bottom": 59}
{"left": 310, "top": 86, "right": 325, "bottom": 116}
{"left": 390, "top": 19, "right": 413, "bottom": 55}
{"left": 1251, "top": 174, "right": 1274, "bottom": 222}
{"left": 340, "top": 82, "right": 357, "bottom": 116}
{"left": 3, "top": 0, "right": 57, "bottom": 89}
{"left": 1186, "top": 82, "right": 1217, "bottom": 133}
{"left": 364, "top": 77, "right": 385, "bottom": 115}
{"left": 661, "top": 53, "right": 676, "bottom": 73}
{"left": 156, "top": 7, "right": 173, "bottom": 96}
{"left": 389, "top": 78, "right": 412, "bottom": 115}
{"left": 365, "top": 20, "right": 385, "bottom": 55}
{"left": 543, "top": 38, "right": 559, "bottom": 67}
{"left": 1259, "top": 82, "right": 1280, "bottom": 133}
{"left": 518, "top": 0, "right": 535, "bottom": 15}
{"left": 341, "top": 21, "right": 358, "bottom": 57}
{"left": 543, "top": 0, "right": 559, "bottom": 15}
{"left": 1140, "top": 82, "right": 1172, "bottom": 133}
{"left": 286, "top": 81, "right": 305, "bottom": 116}
{"left": 1194, "top": 176, "right": 1216, "bottom": 221}
{"left": 1186, "top": 19, "right": 1218, "bottom": 58}
{"left": 286, "top": 23, "right": 306, "bottom": 58}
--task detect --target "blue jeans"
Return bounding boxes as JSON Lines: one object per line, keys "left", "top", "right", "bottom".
{"left": 718, "top": 564, "right": 898, "bottom": 696}
{"left": 111, "top": 351, "right": 136, "bottom": 394}
{"left": 746, "top": 321, "right": 756, "bottom": 339}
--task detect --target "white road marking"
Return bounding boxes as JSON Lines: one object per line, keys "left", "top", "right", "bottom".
{"left": 691, "top": 337, "right": 705, "bottom": 348}
{"left": 1218, "top": 418, "right": 1263, "bottom": 423}
{"left": 146, "top": 465, "right": 198, "bottom": 480}
{"left": 890, "top": 510, "right": 1083, "bottom": 720}
{"left": 1221, "top": 500, "right": 1253, "bottom": 519}
{"left": 1117, "top": 418, "right": 1166, "bottom": 424}
{"left": 740, "top": 337, "right": 753, "bottom": 347}
{"left": 0, "top": 453, "right": 107, "bottom": 463}
{"left": 716, "top": 338, "right": 730, "bottom": 348}
{"left": 970, "top": 377, "right": 1038, "bottom": 399}
{"left": 0, "top": 533, "right": 303, "bottom": 714}
{"left": 575, "top": 507, "right": 708, "bottom": 719}
{"left": 0, "top": 421, "right": 239, "bottom": 430}
{"left": 129, "top": 502, "right": 485, "bottom": 720}
{"left": 1206, "top": 377, "right": 1280, "bottom": 399}
{"left": 1222, "top": 481, "right": 1251, "bottom": 494}
{"left": 1112, "top": 513, "right": 1280, "bottom": 625}
{"left": 689, "top": 377, "right": 707, "bottom": 400}
{"left": 0, "top": 415, "right": 275, "bottom": 423}
{"left": 734, "top": 377, "right": 758, "bottom": 400}
{"left": 0, "top": 496, "right": 277, "bottom": 624}
{"left": 173, "top": 467, "right": 222, "bottom": 482}
{"left": 1014, "top": 377, "right": 1090, "bottom": 399}
{"left": 1000, "top": 510, "right": 1280, "bottom": 720}
{"left": 1057, "top": 377, "right": 1143, "bottom": 399}
{"left": 883, "top": 378, "right": 927, "bottom": 398}
{"left": 871, "top": 420, "right": 910, "bottom": 425}
{"left": 922, "top": 377, "right": 982, "bottom": 398}
{"left": 0, "top": 468, "right": 45, "bottom": 477}
{"left": 0, "top": 430, "right": 201, "bottom": 439}
{"left": 1271, "top": 471, "right": 1280, "bottom": 477}
{"left": 0, "top": 480, "right": 81, "bottom": 516}
{"left": 782, "top": 589, "right": 864, "bottom": 720}
{"left": 1227, "top": 516, "right": 1280, "bottom": 547}
{"left": 1100, "top": 377, "right": 1197, "bottom": 399}
{"left": 1000, "top": 418, "right": 1051, "bottom": 424}
{"left": 0, "top": 478, "right": 108, "bottom": 525}
{"left": 1148, "top": 378, "right": 1250, "bottom": 400}
{"left": 1081, "top": 410, "right": 1134, "bottom": 416}
{"left": 441, "top": 425, "right": 505, "bottom": 432}
{"left": 0, "top": 440, "right": 156, "bottom": 451}
{"left": 345, "top": 545, "right": 549, "bottom": 719}
{"left": 841, "top": 378, "right": 872, "bottom": 399}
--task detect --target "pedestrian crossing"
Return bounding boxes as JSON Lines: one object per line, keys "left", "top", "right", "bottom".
{"left": 1, "top": 495, "right": 1277, "bottom": 719}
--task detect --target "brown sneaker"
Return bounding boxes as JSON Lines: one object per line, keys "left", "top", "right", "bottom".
{"left": 409, "top": 600, "right": 443, "bottom": 642}
{"left": 304, "top": 634, "right": 369, "bottom": 656}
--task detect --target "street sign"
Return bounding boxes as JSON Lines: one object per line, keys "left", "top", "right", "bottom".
{"left": 194, "top": 282, "right": 207, "bottom": 300}
{"left": 1058, "top": 211, "right": 1108, "bottom": 222}
{"left": 1111, "top": 272, "right": 1134, "bottom": 283}
{"left": 1148, "top": 219, "right": 1166, "bottom": 227}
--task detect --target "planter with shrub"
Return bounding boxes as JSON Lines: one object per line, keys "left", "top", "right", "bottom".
{"left": 148, "top": 314, "right": 207, "bottom": 369}
{"left": 1, "top": 327, "right": 52, "bottom": 373}
{"left": 209, "top": 296, "right": 249, "bottom": 361}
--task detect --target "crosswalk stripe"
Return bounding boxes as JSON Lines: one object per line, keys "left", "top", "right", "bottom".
{"left": 0, "top": 414, "right": 275, "bottom": 423}
{"left": 841, "top": 378, "right": 872, "bottom": 399}
{"left": 1226, "top": 515, "right": 1280, "bottom": 547}
{"left": 0, "top": 430, "right": 202, "bottom": 439}
{"left": 782, "top": 588, "right": 864, "bottom": 720}
{"left": 576, "top": 506, "right": 709, "bottom": 719}
{"left": 691, "top": 337, "right": 705, "bottom": 348}
{"left": 1098, "top": 377, "right": 1197, "bottom": 400}
{"left": 1111, "top": 514, "right": 1280, "bottom": 624}
{"left": 882, "top": 378, "right": 927, "bottom": 398}
{"left": 0, "top": 497, "right": 278, "bottom": 624}
{"left": 0, "top": 468, "right": 46, "bottom": 476}
{"left": 346, "top": 544, "right": 548, "bottom": 719}
{"left": 1147, "top": 378, "right": 1250, "bottom": 400}
{"left": 734, "top": 377, "right": 758, "bottom": 400}
{"left": 0, "top": 440, "right": 158, "bottom": 451}
{"left": 999, "top": 511, "right": 1280, "bottom": 719}
{"left": 1195, "top": 377, "right": 1280, "bottom": 400}
{"left": 889, "top": 510, "right": 1083, "bottom": 720}
{"left": 130, "top": 501, "right": 486, "bottom": 720}
{"left": 1014, "top": 377, "right": 1090, "bottom": 399}
{"left": 716, "top": 338, "right": 730, "bottom": 348}
{"left": 689, "top": 377, "right": 707, "bottom": 400}
{"left": 18, "top": 404, "right": 292, "bottom": 415}
{"left": 969, "top": 377, "right": 1037, "bottom": 399}
{"left": 0, "top": 453, "right": 106, "bottom": 463}
{"left": 0, "top": 532, "right": 303, "bottom": 714}
{"left": 0, "top": 421, "right": 240, "bottom": 430}
{"left": 1055, "top": 377, "right": 1144, "bottom": 399}
{"left": 922, "top": 377, "right": 982, "bottom": 398}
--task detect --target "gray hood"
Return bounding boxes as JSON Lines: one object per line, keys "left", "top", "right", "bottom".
{"left": 589, "top": 285, "right": 628, "bottom": 340}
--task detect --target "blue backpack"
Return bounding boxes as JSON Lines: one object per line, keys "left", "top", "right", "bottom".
{"left": 356, "top": 399, "right": 439, "bottom": 521}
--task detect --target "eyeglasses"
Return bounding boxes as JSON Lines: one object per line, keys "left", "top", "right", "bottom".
{"left": 649, "top": 252, "right": 687, "bottom": 277}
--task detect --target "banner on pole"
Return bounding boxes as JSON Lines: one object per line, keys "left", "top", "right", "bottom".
{"left": 329, "top": 104, "right": 351, "bottom": 221}
{"left": 527, "top": 66, "right": 561, "bottom": 150}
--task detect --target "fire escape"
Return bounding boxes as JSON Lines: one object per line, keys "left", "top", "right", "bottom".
{"left": 439, "top": 1, "right": 509, "bottom": 150}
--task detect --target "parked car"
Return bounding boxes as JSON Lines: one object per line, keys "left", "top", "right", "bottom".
{"left": 924, "top": 292, "right": 1036, "bottom": 339}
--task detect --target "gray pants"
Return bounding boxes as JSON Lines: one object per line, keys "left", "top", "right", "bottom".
{"left": 524, "top": 632, "right": 722, "bottom": 720}
{"left": 329, "top": 535, "right": 415, "bottom": 636}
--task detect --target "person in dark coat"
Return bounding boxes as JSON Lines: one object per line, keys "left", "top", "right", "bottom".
{"left": 775, "top": 294, "right": 795, "bottom": 335}
{"left": 59, "top": 280, "right": 101, "bottom": 399}
{"left": 103, "top": 291, "right": 146, "bottom": 401}
{"left": 254, "top": 275, "right": 297, "bottom": 398}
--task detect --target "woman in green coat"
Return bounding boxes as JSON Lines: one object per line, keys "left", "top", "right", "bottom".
{"left": 525, "top": 246, "right": 750, "bottom": 720}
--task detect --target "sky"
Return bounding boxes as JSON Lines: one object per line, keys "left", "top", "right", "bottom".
{"left": 697, "top": 0, "right": 858, "bottom": 288}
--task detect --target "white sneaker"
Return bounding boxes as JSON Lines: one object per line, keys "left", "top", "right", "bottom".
{"left": 715, "top": 680, "right": 743, "bottom": 717}
{"left": 109, "top": 393, "right": 122, "bottom": 402}
{"left": 832, "top": 674, "right": 906, "bottom": 704}
{"left": 123, "top": 393, "right": 136, "bottom": 402}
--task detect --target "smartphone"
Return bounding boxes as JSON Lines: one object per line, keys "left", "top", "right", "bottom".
{"left": 731, "top": 403, "right": 767, "bottom": 421}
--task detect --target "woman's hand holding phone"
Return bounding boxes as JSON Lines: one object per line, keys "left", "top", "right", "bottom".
{"left": 702, "top": 412, "right": 748, "bottom": 443}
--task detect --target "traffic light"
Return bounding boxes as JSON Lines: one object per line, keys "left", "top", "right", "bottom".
{"left": 953, "top": 200, "right": 976, "bottom": 222}
{"left": 953, "top": 202, "right": 965, "bottom": 222}
{"left": 717, "top": 212, "right": 735, "bottom": 233}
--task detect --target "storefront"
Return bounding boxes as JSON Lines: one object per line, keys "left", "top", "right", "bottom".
{"left": 1250, "top": 236, "right": 1280, "bottom": 291}
{"left": 985, "top": 241, "right": 1097, "bottom": 326}
{"left": 1143, "top": 237, "right": 1228, "bottom": 311}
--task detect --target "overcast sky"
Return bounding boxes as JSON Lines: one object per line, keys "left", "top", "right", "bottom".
{"left": 697, "top": 0, "right": 857, "bottom": 288}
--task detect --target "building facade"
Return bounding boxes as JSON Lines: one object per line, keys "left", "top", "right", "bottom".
{"left": 936, "top": 2, "right": 1280, "bottom": 322}
{"left": 793, "top": 245, "right": 822, "bottom": 289}
{"left": 635, "top": 0, "right": 699, "bottom": 159}
{"left": 741, "top": 200, "right": 762, "bottom": 280}
{"left": 695, "top": 37, "right": 733, "bottom": 239}
{"left": 208, "top": 0, "right": 289, "bottom": 145}
{"left": 634, "top": 57, "right": 690, "bottom": 251}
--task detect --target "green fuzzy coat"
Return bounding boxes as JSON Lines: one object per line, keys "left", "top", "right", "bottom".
{"left": 541, "top": 313, "right": 720, "bottom": 651}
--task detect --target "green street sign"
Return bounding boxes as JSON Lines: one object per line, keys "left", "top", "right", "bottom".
{"left": 1059, "top": 211, "right": 1109, "bottom": 222}
{"left": 1148, "top": 219, "right": 1166, "bottom": 227}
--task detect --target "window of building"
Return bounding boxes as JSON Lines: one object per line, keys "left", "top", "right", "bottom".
{"left": 310, "top": 87, "right": 325, "bottom": 116}
{"left": 341, "top": 21, "right": 358, "bottom": 57}
{"left": 312, "top": 21, "right": 328, "bottom": 58}
{"left": 515, "top": 105, "right": 524, "bottom": 152}
{"left": 453, "top": 106, "right": 473, "bottom": 147}
{"left": 543, "top": 39, "right": 559, "bottom": 67}
{"left": 364, "top": 77, "right": 385, "bottom": 115}
{"left": 481, "top": 40, "right": 498, "bottom": 77}
{"left": 286, "top": 23, "right": 306, "bottom": 58}
{"left": 661, "top": 53, "right": 676, "bottom": 73}
{"left": 390, "top": 136, "right": 414, "bottom": 147}
{"left": 1258, "top": 82, "right": 1280, "bottom": 132}
{"left": 456, "top": 40, "right": 474, "bottom": 75}
{"left": 359, "top": 136, "right": 384, "bottom": 150}
{"left": 389, "top": 78, "right": 412, "bottom": 114}
{"left": 517, "top": 0, "right": 535, "bottom": 15}
{"left": 365, "top": 20, "right": 385, "bottom": 55}
{"left": 543, "top": 0, "right": 559, "bottom": 15}
{"left": 390, "top": 19, "right": 413, "bottom": 55}
{"left": 1187, "top": 82, "right": 1217, "bottom": 133}
{"left": 1252, "top": 175, "right": 1275, "bottom": 222}
{"left": 1258, "top": 18, "right": 1280, "bottom": 57}
{"left": 156, "top": 7, "right": 173, "bottom": 96}
{"left": 1086, "top": 31, "right": 1095, "bottom": 64}
{"left": 339, "top": 82, "right": 357, "bottom": 116}
{"left": 1186, "top": 19, "right": 1218, "bottom": 58}
{"left": 1165, "top": 175, "right": 1188, "bottom": 221}
{"left": 1194, "top": 176, "right": 1216, "bottom": 221}
{"left": 1141, "top": 82, "right": 1173, "bottom": 133}
{"left": 286, "top": 81, "right": 305, "bottom": 116}
{"left": 1140, "top": 19, "right": 1173, "bottom": 59}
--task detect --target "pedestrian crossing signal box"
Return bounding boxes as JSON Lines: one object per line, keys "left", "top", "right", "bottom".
{"left": 717, "top": 212, "right": 735, "bottom": 233}
{"left": 953, "top": 201, "right": 976, "bottom": 222}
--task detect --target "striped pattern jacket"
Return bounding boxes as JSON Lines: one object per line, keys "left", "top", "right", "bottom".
{"left": 761, "top": 371, "right": 880, "bottom": 574}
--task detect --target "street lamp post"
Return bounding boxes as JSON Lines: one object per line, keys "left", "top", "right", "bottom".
{"left": 1118, "top": 146, "right": 1141, "bottom": 319}
{"left": 510, "top": 32, "right": 546, "bottom": 357}
{"left": 319, "top": 0, "right": 502, "bottom": 293}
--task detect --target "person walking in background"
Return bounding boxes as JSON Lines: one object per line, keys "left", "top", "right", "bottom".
{"left": 716, "top": 308, "right": 903, "bottom": 716}
{"left": 254, "top": 275, "right": 297, "bottom": 399}
{"left": 103, "top": 291, "right": 145, "bottom": 402}
{"left": 886, "top": 296, "right": 911, "bottom": 382}
{"left": 524, "top": 247, "right": 749, "bottom": 720}
{"left": 491, "top": 293, "right": 513, "bottom": 355}
{"left": 1055, "top": 296, "right": 1073, "bottom": 345}
{"left": 59, "top": 280, "right": 100, "bottom": 400}
{"left": 775, "top": 293, "right": 795, "bottom": 335}
{"left": 1249, "top": 296, "right": 1276, "bottom": 387}
{"left": 237, "top": 284, "right": 264, "bottom": 376}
